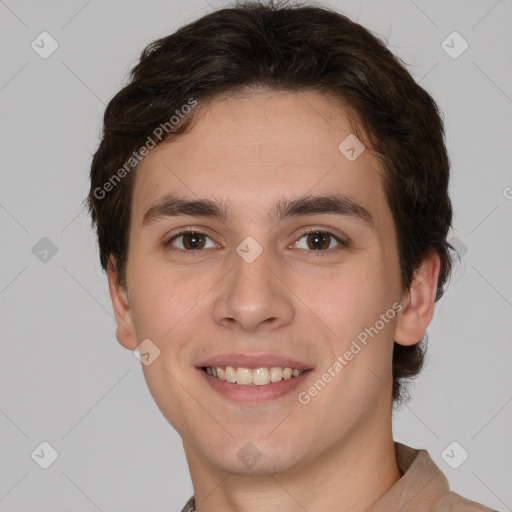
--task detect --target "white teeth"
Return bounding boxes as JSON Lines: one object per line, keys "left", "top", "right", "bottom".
{"left": 253, "top": 367, "right": 270, "bottom": 385}
{"left": 236, "top": 367, "right": 252, "bottom": 385}
{"left": 225, "top": 366, "right": 237, "bottom": 383}
{"left": 204, "top": 366, "right": 306, "bottom": 385}
{"left": 270, "top": 367, "right": 283, "bottom": 382}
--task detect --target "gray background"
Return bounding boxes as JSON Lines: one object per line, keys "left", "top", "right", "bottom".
{"left": 0, "top": 0, "right": 511, "bottom": 510}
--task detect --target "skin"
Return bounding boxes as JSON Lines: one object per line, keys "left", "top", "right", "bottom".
{"left": 107, "top": 89, "right": 440, "bottom": 512}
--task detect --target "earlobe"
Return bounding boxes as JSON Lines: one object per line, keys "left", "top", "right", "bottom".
{"left": 106, "top": 256, "right": 139, "bottom": 351}
{"left": 394, "top": 250, "right": 441, "bottom": 347}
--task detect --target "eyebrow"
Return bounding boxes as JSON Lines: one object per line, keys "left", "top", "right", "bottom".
{"left": 142, "top": 193, "right": 375, "bottom": 229}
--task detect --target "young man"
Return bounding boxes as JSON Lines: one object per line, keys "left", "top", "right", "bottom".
{"left": 87, "top": 2, "right": 496, "bottom": 511}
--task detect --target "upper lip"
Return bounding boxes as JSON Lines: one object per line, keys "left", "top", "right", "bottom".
{"left": 197, "top": 353, "right": 313, "bottom": 369}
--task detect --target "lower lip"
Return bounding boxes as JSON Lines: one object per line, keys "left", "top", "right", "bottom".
{"left": 198, "top": 368, "right": 312, "bottom": 402}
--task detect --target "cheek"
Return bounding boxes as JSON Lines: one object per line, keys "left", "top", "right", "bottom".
{"left": 127, "top": 263, "right": 193, "bottom": 342}
{"left": 309, "top": 259, "right": 393, "bottom": 327}
{"left": 298, "top": 260, "right": 400, "bottom": 379}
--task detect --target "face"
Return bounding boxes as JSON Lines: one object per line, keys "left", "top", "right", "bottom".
{"left": 110, "top": 90, "right": 415, "bottom": 476}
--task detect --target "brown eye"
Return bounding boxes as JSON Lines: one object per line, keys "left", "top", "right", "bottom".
{"left": 295, "top": 230, "right": 345, "bottom": 251}
{"left": 306, "top": 232, "right": 331, "bottom": 250}
{"left": 167, "top": 231, "right": 216, "bottom": 252}
{"left": 181, "top": 232, "right": 206, "bottom": 249}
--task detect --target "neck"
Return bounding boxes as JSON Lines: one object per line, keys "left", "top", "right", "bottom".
{"left": 183, "top": 411, "right": 401, "bottom": 512}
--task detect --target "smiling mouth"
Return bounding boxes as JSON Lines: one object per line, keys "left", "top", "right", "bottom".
{"left": 201, "top": 366, "right": 309, "bottom": 385}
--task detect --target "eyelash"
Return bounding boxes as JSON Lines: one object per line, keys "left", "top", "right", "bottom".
{"left": 164, "top": 228, "right": 349, "bottom": 257}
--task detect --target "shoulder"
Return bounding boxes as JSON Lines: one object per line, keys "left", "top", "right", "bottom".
{"left": 392, "top": 442, "right": 497, "bottom": 512}
{"left": 179, "top": 496, "right": 196, "bottom": 512}
{"left": 433, "top": 490, "right": 499, "bottom": 511}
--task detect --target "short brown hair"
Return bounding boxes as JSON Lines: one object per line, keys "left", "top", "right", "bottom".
{"left": 86, "top": 1, "right": 454, "bottom": 407}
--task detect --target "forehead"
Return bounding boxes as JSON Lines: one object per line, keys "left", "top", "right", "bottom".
{"left": 131, "top": 90, "right": 389, "bottom": 228}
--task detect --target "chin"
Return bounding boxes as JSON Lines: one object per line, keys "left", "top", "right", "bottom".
{"left": 200, "top": 436, "right": 305, "bottom": 476}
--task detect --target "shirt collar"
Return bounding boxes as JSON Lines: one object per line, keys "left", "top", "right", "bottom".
{"left": 367, "top": 442, "right": 450, "bottom": 511}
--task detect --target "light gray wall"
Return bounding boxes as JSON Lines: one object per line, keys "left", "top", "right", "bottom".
{"left": 1, "top": 0, "right": 510, "bottom": 510}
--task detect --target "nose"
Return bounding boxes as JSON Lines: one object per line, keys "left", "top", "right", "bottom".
{"left": 212, "top": 238, "right": 295, "bottom": 332}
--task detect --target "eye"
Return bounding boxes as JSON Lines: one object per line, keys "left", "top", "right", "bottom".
{"left": 293, "top": 230, "right": 347, "bottom": 252}
{"left": 166, "top": 229, "right": 217, "bottom": 252}
{"left": 164, "top": 228, "right": 348, "bottom": 256}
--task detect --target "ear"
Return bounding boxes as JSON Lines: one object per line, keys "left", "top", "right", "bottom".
{"left": 107, "top": 256, "right": 139, "bottom": 351}
{"left": 394, "top": 250, "right": 441, "bottom": 346}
